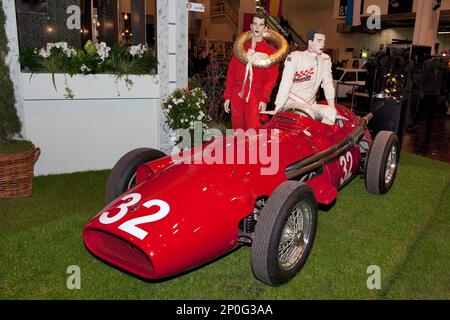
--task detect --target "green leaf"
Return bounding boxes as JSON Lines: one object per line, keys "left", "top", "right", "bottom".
{"left": 84, "top": 40, "right": 97, "bottom": 56}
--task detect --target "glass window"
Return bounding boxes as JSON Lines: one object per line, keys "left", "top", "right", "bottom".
{"left": 15, "top": 0, "right": 158, "bottom": 74}
{"left": 14, "top": 0, "right": 157, "bottom": 52}
{"left": 16, "top": 0, "right": 48, "bottom": 14}
{"left": 358, "top": 71, "right": 367, "bottom": 82}
{"left": 88, "top": 0, "right": 156, "bottom": 47}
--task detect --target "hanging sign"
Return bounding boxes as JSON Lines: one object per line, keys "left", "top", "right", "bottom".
{"left": 186, "top": 2, "right": 205, "bottom": 13}
{"left": 339, "top": 0, "right": 365, "bottom": 17}
{"left": 339, "top": 0, "right": 348, "bottom": 17}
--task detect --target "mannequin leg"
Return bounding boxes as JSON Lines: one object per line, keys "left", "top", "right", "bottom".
{"left": 231, "top": 98, "right": 245, "bottom": 130}
{"left": 244, "top": 98, "right": 261, "bottom": 130}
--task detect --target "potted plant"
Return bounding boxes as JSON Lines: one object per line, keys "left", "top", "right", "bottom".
{"left": 161, "top": 87, "right": 211, "bottom": 146}
{"left": 0, "top": 4, "right": 40, "bottom": 198}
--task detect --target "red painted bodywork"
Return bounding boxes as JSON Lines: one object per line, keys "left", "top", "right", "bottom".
{"left": 83, "top": 104, "right": 372, "bottom": 280}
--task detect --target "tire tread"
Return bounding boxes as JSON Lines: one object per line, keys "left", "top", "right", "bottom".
{"left": 365, "top": 131, "right": 398, "bottom": 195}
{"left": 105, "top": 148, "right": 166, "bottom": 204}
{"left": 252, "top": 181, "right": 317, "bottom": 286}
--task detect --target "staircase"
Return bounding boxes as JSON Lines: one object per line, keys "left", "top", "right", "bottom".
{"left": 256, "top": 5, "right": 307, "bottom": 48}
{"left": 210, "top": 2, "right": 239, "bottom": 33}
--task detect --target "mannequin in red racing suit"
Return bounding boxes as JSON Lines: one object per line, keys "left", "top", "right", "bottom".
{"left": 224, "top": 15, "right": 279, "bottom": 130}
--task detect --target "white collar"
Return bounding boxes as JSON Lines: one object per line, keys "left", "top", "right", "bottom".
{"left": 306, "top": 50, "right": 321, "bottom": 58}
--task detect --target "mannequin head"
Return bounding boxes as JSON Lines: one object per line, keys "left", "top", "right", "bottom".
{"left": 307, "top": 29, "right": 326, "bottom": 54}
{"left": 250, "top": 14, "right": 267, "bottom": 42}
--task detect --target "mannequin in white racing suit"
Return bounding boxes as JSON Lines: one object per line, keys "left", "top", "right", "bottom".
{"left": 275, "top": 29, "right": 337, "bottom": 125}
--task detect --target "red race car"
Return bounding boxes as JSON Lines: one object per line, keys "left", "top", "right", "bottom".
{"left": 83, "top": 104, "right": 399, "bottom": 286}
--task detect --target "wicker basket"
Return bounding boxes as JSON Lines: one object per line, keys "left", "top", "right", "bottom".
{"left": 0, "top": 145, "right": 41, "bottom": 198}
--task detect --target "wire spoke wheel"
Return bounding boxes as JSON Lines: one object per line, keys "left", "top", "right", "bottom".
{"left": 384, "top": 145, "right": 397, "bottom": 185}
{"left": 127, "top": 172, "right": 137, "bottom": 190}
{"left": 278, "top": 202, "right": 312, "bottom": 270}
{"left": 251, "top": 182, "right": 318, "bottom": 286}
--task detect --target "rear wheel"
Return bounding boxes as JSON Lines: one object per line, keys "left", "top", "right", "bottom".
{"left": 105, "top": 148, "right": 166, "bottom": 205}
{"left": 251, "top": 181, "right": 318, "bottom": 286}
{"left": 365, "top": 131, "right": 399, "bottom": 195}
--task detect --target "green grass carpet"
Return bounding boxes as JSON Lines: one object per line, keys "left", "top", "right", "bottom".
{"left": 0, "top": 153, "right": 448, "bottom": 299}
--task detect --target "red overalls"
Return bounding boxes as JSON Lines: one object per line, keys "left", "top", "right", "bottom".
{"left": 224, "top": 39, "right": 279, "bottom": 130}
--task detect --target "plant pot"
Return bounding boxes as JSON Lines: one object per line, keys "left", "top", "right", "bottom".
{"left": 0, "top": 145, "right": 41, "bottom": 198}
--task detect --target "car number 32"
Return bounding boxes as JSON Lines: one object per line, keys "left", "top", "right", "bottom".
{"left": 339, "top": 151, "right": 353, "bottom": 185}
{"left": 98, "top": 193, "right": 170, "bottom": 240}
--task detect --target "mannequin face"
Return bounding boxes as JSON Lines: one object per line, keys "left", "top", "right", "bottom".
{"left": 308, "top": 33, "right": 326, "bottom": 54}
{"left": 250, "top": 17, "right": 267, "bottom": 42}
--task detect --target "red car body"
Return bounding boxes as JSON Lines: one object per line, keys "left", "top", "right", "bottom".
{"left": 83, "top": 104, "right": 373, "bottom": 280}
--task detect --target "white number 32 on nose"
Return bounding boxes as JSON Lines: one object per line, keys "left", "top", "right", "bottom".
{"left": 98, "top": 193, "right": 170, "bottom": 240}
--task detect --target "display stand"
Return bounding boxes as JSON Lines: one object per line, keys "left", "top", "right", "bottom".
{"left": 369, "top": 96, "right": 406, "bottom": 145}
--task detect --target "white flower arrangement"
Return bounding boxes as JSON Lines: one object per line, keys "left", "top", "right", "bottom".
{"left": 38, "top": 41, "right": 77, "bottom": 58}
{"left": 22, "top": 40, "right": 157, "bottom": 99}
{"left": 128, "top": 44, "right": 148, "bottom": 58}
{"left": 162, "top": 88, "right": 210, "bottom": 144}
{"left": 79, "top": 64, "right": 91, "bottom": 72}
{"left": 95, "top": 42, "right": 111, "bottom": 61}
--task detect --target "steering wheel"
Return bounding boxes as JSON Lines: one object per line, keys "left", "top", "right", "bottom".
{"left": 284, "top": 107, "right": 316, "bottom": 119}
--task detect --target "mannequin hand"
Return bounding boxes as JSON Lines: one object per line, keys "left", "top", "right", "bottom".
{"left": 258, "top": 101, "right": 267, "bottom": 112}
{"left": 224, "top": 99, "right": 231, "bottom": 113}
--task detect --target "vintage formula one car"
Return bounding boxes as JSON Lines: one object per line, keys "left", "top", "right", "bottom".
{"left": 83, "top": 104, "right": 400, "bottom": 286}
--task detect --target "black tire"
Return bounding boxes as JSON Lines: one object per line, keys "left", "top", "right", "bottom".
{"left": 251, "top": 181, "right": 318, "bottom": 286}
{"left": 105, "top": 148, "right": 166, "bottom": 205}
{"left": 364, "top": 131, "right": 399, "bottom": 195}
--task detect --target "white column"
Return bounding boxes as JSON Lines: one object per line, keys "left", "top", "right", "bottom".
{"left": 2, "top": 0, "right": 26, "bottom": 138}
{"left": 413, "top": 0, "right": 441, "bottom": 54}
{"left": 176, "top": 0, "right": 188, "bottom": 89}
{"left": 156, "top": 0, "right": 188, "bottom": 153}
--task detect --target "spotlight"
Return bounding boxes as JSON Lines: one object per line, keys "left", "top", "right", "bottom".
{"left": 390, "top": 0, "right": 399, "bottom": 9}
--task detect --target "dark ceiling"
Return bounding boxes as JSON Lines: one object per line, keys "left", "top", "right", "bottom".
{"left": 358, "top": 10, "right": 450, "bottom": 32}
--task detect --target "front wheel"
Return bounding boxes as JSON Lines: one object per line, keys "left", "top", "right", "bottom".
{"left": 251, "top": 181, "right": 318, "bottom": 286}
{"left": 364, "top": 131, "right": 399, "bottom": 195}
{"left": 104, "top": 148, "right": 166, "bottom": 205}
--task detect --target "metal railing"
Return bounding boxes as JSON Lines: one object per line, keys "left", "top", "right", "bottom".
{"left": 256, "top": 5, "right": 306, "bottom": 47}
{"left": 211, "top": 4, "right": 238, "bottom": 28}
